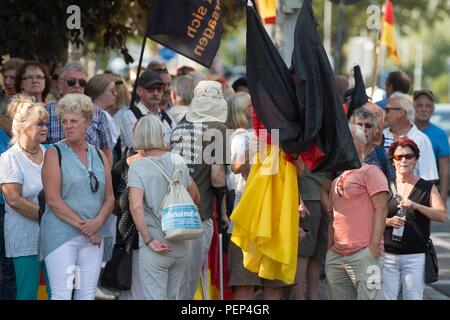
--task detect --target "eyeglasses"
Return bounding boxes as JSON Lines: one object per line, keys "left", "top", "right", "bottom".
{"left": 144, "top": 85, "right": 164, "bottom": 93}
{"left": 356, "top": 123, "right": 374, "bottom": 129}
{"left": 89, "top": 171, "right": 99, "bottom": 193}
{"left": 386, "top": 107, "right": 402, "bottom": 113}
{"left": 393, "top": 153, "right": 415, "bottom": 161}
{"left": 152, "top": 68, "right": 168, "bottom": 74}
{"left": 66, "top": 77, "right": 87, "bottom": 88}
{"left": 22, "top": 75, "right": 45, "bottom": 81}
{"left": 36, "top": 121, "right": 48, "bottom": 128}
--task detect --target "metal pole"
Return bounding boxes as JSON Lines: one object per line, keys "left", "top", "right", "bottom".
{"left": 413, "top": 43, "right": 423, "bottom": 91}
{"left": 324, "top": 0, "right": 332, "bottom": 56}
{"left": 130, "top": 13, "right": 150, "bottom": 108}
{"left": 219, "top": 233, "right": 224, "bottom": 300}
{"left": 334, "top": 0, "right": 345, "bottom": 74}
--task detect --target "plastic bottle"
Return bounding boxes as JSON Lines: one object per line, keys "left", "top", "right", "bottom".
{"left": 392, "top": 207, "right": 407, "bottom": 242}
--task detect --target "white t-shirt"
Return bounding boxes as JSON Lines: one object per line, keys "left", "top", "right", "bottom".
{"left": 101, "top": 109, "right": 120, "bottom": 146}
{"left": 383, "top": 125, "right": 439, "bottom": 181}
{"left": 0, "top": 144, "right": 45, "bottom": 257}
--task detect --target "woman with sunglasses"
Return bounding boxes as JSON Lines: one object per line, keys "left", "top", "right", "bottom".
{"left": 0, "top": 96, "right": 50, "bottom": 299}
{"left": 39, "top": 93, "right": 115, "bottom": 300}
{"left": 383, "top": 137, "right": 447, "bottom": 300}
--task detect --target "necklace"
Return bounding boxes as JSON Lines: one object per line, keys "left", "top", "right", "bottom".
{"left": 18, "top": 143, "right": 40, "bottom": 155}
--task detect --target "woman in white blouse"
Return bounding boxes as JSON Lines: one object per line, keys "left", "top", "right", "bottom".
{"left": 0, "top": 96, "right": 50, "bottom": 299}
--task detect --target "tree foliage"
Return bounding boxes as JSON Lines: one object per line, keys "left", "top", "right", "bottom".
{"left": 0, "top": 0, "right": 245, "bottom": 65}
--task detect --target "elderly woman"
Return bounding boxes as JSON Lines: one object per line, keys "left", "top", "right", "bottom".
{"left": 0, "top": 96, "right": 50, "bottom": 299}
{"left": 39, "top": 93, "right": 115, "bottom": 300}
{"left": 326, "top": 124, "right": 388, "bottom": 300}
{"left": 383, "top": 137, "right": 447, "bottom": 300}
{"left": 128, "top": 115, "right": 200, "bottom": 300}
{"left": 14, "top": 61, "right": 50, "bottom": 103}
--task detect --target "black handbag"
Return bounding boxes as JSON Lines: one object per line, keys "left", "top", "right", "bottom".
{"left": 424, "top": 238, "right": 439, "bottom": 284}
{"left": 389, "top": 182, "right": 439, "bottom": 284}
{"left": 100, "top": 234, "right": 135, "bottom": 290}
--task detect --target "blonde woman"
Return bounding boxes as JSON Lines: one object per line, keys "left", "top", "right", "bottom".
{"left": 40, "top": 93, "right": 114, "bottom": 300}
{"left": 128, "top": 115, "right": 200, "bottom": 299}
{"left": 0, "top": 96, "right": 50, "bottom": 299}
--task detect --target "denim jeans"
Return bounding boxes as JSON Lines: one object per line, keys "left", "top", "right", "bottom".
{"left": 0, "top": 204, "right": 17, "bottom": 299}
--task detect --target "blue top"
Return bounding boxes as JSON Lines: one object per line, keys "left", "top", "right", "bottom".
{"left": 39, "top": 141, "right": 113, "bottom": 261}
{"left": 0, "top": 128, "right": 10, "bottom": 205}
{"left": 422, "top": 122, "right": 450, "bottom": 159}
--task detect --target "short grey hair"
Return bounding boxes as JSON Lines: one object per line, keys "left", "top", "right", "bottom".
{"left": 389, "top": 92, "right": 415, "bottom": 125}
{"left": 56, "top": 93, "right": 93, "bottom": 120}
{"left": 132, "top": 115, "right": 165, "bottom": 150}
{"left": 350, "top": 108, "right": 376, "bottom": 128}
{"left": 60, "top": 62, "right": 87, "bottom": 80}
{"left": 172, "top": 75, "right": 195, "bottom": 105}
{"left": 349, "top": 124, "right": 367, "bottom": 145}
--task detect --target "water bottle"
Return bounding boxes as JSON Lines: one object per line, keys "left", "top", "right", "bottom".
{"left": 392, "top": 207, "right": 407, "bottom": 242}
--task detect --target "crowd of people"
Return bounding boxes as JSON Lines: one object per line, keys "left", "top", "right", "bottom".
{"left": 0, "top": 57, "right": 448, "bottom": 300}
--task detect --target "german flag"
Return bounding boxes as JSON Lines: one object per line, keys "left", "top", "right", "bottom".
{"left": 381, "top": 0, "right": 400, "bottom": 64}
{"left": 256, "top": 0, "right": 276, "bottom": 24}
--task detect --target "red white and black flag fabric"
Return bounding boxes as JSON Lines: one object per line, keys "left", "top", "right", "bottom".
{"left": 147, "top": 0, "right": 224, "bottom": 68}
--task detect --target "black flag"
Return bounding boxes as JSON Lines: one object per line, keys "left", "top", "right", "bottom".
{"left": 346, "top": 65, "right": 369, "bottom": 119}
{"left": 290, "top": 0, "right": 360, "bottom": 172}
{"left": 246, "top": 1, "right": 360, "bottom": 172}
{"left": 147, "top": 0, "right": 223, "bottom": 68}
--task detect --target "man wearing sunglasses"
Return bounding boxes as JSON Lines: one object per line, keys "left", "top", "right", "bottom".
{"left": 350, "top": 108, "right": 395, "bottom": 182}
{"left": 120, "top": 70, "right": 176, "bottom": 151}
{"left": 44, "top": 62, "right": 113, "bottom": 165}
{"left": 414, "top": 90, "right": 450, "bottom": 201}
{"left": 383, "top": 93, "right": 438, "bottom": 182}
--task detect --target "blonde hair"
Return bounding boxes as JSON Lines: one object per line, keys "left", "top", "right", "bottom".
{"left": 114, "top": 75, "right": 131, "bottom": 108}
{"left": 226, "top": 92, "right": 250, "bottom": 130}
{"left": 132, "top": 115, "right": 165, "bottom": 150}
{"left": 85, "top": 73, "right": 116, "bottom": 101}
{"left": 9, "top": 95, "right": 48, "bottom": 144}
{"left": 56, "top": 93, "right": 94, "bottom": 120}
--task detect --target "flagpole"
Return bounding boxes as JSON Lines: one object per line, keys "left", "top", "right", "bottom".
{"left": 130, "top": 14, "right": 151, "bottom": 108}
{"left": 370, "top": 0, "right": 387, "bottom": 100}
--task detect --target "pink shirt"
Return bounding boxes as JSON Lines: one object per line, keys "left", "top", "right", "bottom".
{"left": 330, "top": 164, "right": 388, "bottom": 256}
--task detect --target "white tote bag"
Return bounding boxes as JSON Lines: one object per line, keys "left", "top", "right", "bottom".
{"left": 146, "top": 156, "right": 204, "bottom": 241}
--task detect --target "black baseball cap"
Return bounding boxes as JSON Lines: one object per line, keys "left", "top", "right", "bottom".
{"left": 413, "top": 89, "right": 436, "bottom": 102}
{"left": 136, "top": 70, "right": 164, "bottom": 88}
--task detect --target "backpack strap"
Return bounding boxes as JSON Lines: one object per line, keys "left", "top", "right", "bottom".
{"left": 129, "top": 105, "right": 144, "bottom": 121}
{"left": 54, "top": 144, "right": 62, "bottom": 166}
{"left": 146, "top": 157, "right": 173, "bottom": 183}
{"left": 160, "top": 110, "right": 172, "bottom": 127}
{"left": 94, "top": 146, "right": 104, "bottom": 167}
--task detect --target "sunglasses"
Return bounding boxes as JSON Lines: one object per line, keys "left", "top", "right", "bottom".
{"left": 66, "top": 78, "right": 87, "bottom": 88}
{"left": 393, "top": 153, "right": 415, "bottom": 161}
{"left": 89, "top": 171, "right": 99, "bottom": 193}
{"left": 386, "top": 107, "right": 402, "bottom": 113}
{"left": 152, "top": 68, "right": 168, "bottom": 74}
{"left": 356, "top": 123, "right": 374, "bottom": 129}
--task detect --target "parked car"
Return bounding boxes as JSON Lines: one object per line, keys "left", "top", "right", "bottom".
{"left": 430, "top": 104, "right": 450, "bottom": 145}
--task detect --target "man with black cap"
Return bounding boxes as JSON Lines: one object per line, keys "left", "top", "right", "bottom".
{"left": 119, "top": 70, "right": 176, "bottom": 151}
{"left": 414, "top": 89, "right": 450, "bottom": 200}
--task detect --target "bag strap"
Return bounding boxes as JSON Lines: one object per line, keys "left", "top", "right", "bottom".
{"left": 129, "top": 105, "right": 144, "bottom": 120}
{"left": 54, "top": 144, "right": 62, "bottom": 166}
{"left": 390, "top": 181, "right": 428, "bottom": 246}
{"left": 146, "top": 158, "right": 173, "bottom": 183}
